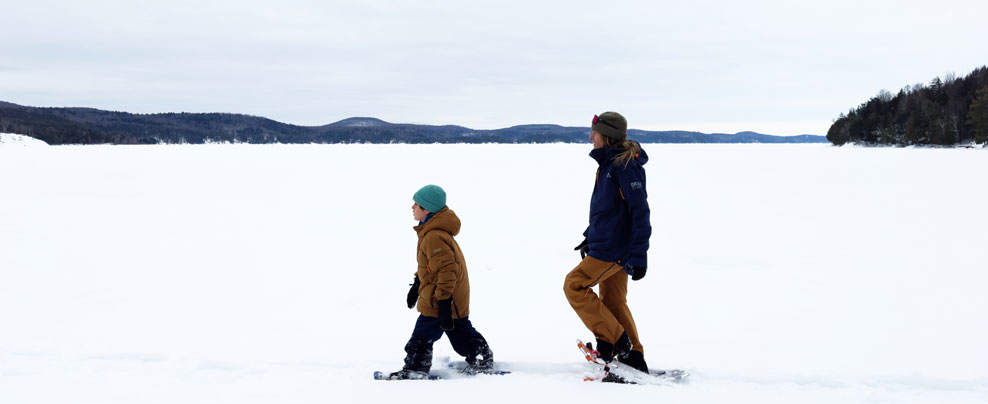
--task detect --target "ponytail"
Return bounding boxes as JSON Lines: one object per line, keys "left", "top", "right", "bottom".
{"left": 602, "top": 136, "right": 642, "bottom": 167}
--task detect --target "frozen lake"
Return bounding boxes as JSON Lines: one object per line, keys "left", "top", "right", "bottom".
{"left": 1, "top": 143, "right": 986, "bottom": 403}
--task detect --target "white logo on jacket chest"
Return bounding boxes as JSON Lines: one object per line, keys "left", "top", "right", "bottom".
{"left": 630, "top": 181, "right": 642, "bottom": 190}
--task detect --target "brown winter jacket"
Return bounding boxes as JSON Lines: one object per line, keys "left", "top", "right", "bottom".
{"left": 413, "top": 207, "right": 470, "bottom": 319}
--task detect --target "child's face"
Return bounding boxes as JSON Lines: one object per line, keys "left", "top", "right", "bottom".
{"left": 412, "top": 202, "right": 430, "bottom": 221}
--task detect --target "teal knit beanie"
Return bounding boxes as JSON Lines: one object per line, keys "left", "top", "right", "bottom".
{"left": 413, "top": 184, "right": 446, "bottom": 213}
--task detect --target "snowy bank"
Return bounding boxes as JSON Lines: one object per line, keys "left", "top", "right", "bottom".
{"left": 0, "top": 132, "right": 48, "bottom": 146}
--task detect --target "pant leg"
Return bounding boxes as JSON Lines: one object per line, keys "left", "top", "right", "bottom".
{"left": 445, "top": 316, "right": 493, "bottom": 366}
{"left": 563, "top": 255, "right": 626, "bottom": 344}
{"left": 599, "top": 268, "right": 644, "bottom": 354}
{"left": 402, "top": 315, "right": 445, "bottom": 372}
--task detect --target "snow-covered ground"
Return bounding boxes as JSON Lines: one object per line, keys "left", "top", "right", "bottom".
{"left": 0, "top": 133, "right": 48, "bottom": 146}
{"left": 1, "top": 144, "right": 985, "bottom": 403}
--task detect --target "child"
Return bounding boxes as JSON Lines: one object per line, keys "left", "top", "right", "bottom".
{"left": 387, "top": 184, "right": 495, "bottom": 380}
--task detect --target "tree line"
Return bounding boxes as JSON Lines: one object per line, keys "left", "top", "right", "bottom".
{"left": 827, "top": 66, "right": 988, "bottom": 146}
{"left": 0, "top": 101, "right": 828, "bottom": 145}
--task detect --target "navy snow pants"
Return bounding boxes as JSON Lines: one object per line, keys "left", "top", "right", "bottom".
{"left": 402, "top": 314, "right": 493, "bottom": 372}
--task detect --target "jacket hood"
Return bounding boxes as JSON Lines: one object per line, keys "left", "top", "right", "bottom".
{"left": 634, "top": 144, "right": 649, "bottom": 165}
{"left": 590, "top": 142, "right": 649, "bottom": 166}
{"left": 414, "top": 206, "right": 461, "bottom": 236}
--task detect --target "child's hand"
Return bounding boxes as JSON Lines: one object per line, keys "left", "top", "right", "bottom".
{"left": 406, "top": 276, "right": 420, "bottom": 309}
{"left": 437, "top": 298, "right": 455, "bottom": 331}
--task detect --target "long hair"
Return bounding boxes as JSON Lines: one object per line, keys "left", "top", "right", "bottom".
{"left": 602, "top": 136, "right": 642, "bottom": 167}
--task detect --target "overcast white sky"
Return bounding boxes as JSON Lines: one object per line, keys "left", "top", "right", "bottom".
{"left": 2, "top": 0, "right": 987, "bottom": 135}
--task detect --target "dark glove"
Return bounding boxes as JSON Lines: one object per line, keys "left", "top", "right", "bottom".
{"left": 629, "top": 265, "right": 647, "bottom": 281}
{"left": 406, "top": 276, "right": 420, "bottom": 309}
{"left": 437, "top": 298, "right": 455, "bottom": 331}
{"left": 574, "top": 238, "right": 589, "bottom": 259}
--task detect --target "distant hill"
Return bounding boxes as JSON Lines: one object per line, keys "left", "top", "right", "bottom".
{"left": 0, "top": 101, "right": 827, "bottom": 145}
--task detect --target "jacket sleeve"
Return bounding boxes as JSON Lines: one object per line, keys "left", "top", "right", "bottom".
{"left": 423, "top": 233, "right": 458, "bottom": 300}
{"left": 616, "top": 163, "right": 651, "bottom": 267}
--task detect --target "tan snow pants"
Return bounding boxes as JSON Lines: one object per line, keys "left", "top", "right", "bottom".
{"left": 563, "top": 255, "right": 643, "bottom": 353}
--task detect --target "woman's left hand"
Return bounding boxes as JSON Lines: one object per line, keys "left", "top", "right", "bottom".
{"left": 628, "top": 265, "right": 647, "bottom": 281}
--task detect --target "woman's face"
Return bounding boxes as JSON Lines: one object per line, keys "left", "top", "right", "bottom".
{"left": 412, "top": 202, "right": 430, "bottom": 221}
{"left": 589, "top": 131, "right": 605, "bottom": 149}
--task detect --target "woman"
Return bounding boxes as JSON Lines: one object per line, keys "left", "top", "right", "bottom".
{"left": 564, "top": 111, "right": 651, "bottom": 376}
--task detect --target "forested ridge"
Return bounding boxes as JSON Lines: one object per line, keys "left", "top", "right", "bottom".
{"left": 0, "top": 101, "right": 826, "bottom": 145}
{"left": 827, "top": 66, "right": 988, "bottom": 146}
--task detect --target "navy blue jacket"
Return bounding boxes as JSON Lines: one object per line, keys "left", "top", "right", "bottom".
{"left": 583, "top": 144, "right": 651, "bottom": 269}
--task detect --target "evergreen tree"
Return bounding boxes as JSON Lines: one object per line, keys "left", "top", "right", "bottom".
{"left": 827, "top": 113, "right": 853, "bottom": 145}
{"left": 968, "top": 85, "right": 988, "bottom": 144}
